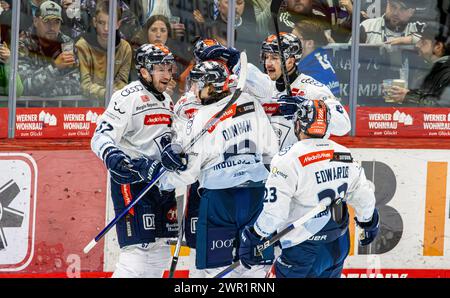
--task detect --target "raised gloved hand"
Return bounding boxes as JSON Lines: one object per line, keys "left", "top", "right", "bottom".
{"left": 355, "top": 208, "right": 380, "bottom": 246}
{"left": 278, "top": 95, "right": 309, "bottom": 120}
{"left": 161, "top": 143, "right": 188, "bottom": 172}
{"left": 131, "top": 156, "right": 162, "bottom": 183}
{"left": 238, "top": 226, "right": 274, "bottom": 269}
{"left": 197, "top": 45, "right": 240, "bottom": 72}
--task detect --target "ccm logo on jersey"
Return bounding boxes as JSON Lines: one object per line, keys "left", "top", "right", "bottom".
{"left": 144, "top": 114, "right": 171, "bottom": 125}
{"left": 299, "top": 150, "right": 334, "bottom": 167}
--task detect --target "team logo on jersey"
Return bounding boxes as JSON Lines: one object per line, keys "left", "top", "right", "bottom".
{"left": 144, "top": 114, "right": 171, "bottom": 125}
{"left": 271, "top": 167, "right": 288, "bottom": 179}
{"left": 299, "top": 150, "right": 334, "bottom": 167}
{"left": 166, "top": 207, "right": 177, "bottom": 223}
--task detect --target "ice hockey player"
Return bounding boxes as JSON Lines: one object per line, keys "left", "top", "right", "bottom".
{"left": 238, "top": 99, "right": 379, "bottom": 278}
{"left": 171, "top": 37, "right": 274, "bottom": 277}
{"left": 195, "top": 32, "right": 351, "bottom": 150}
{"left": 91, "top": 43, "right": 179, "bottom": 278}
{"left": 159, "top": 59, "right": 279, "bottom": 277}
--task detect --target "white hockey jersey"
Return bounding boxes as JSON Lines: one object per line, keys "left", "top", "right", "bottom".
{"left": 91, "top": 80, "right": 174, "bottom": 161}
{"left": 160, "top": 92, "right": 279, "bottom": 190}
{"left": 245, "top": 65, "right": 351, "bottom": 149}
{"left": 253, "top": 138, "right": 376, "bottom": 249}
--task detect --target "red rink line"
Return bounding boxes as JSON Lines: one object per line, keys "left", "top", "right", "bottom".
{"left": 0, "top": 270, "right": 190, "bottom": 278}
{"left": 342, "top": 269, "right": 450, "bottom": 278}
{"left": 0, "top": 269, "right": 449, "bottom": 278}
{"left": 0, "top": 272, "right": 113, "bottom": 278}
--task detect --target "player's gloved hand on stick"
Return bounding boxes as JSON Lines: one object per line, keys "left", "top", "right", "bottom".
{"left": 103, "top": 147, "right": 143, "bottom": 184}
{"left": 161, "top": 143, "right": 188, "bottom": 172}
{"left": 355, "top": 208, "right": 380, "bottom": 246}
{"left": 278, "top": 95, "right": 308, "bottom": 120}
{"left": 239, "top": 226, "right": 274, "bottom": 269}
{"left": 131, "top": 156, "right": 162, "bottom": 183}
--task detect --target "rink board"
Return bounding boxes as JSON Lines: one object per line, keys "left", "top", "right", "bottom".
{"left": 0, "top": 145, "right": 448, "bottom": 277}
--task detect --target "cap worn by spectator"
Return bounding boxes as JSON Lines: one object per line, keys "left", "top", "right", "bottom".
{"left": 390, "top": 0, "right": 423, "bottom": 11}
{"left": 36, "top": 1, "right": 63, "bottom": 22}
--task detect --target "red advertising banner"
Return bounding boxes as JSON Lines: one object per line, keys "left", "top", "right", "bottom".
{"left": 3, "top": 106, "right": 450, "bottom": 139}
{"left": 13, "top": 108, "right": 105, "bottom": 139}
{"left": 357, "top": 107, "right": 450, "bottom": 138}
{"left": 0, "top": 108, "right": 7, "bottom": 138}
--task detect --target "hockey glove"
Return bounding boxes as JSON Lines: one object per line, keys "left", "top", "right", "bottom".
{"left": 103, "top": 147, "right": 142, "bottom": 184}
{"left": 355, "top": 208, "right": 380, "bottom": 246}
{"left": 239, "top": 226, "right": 274, "bottom": 269}
{"left": 131, "top": 156, "right": 162, "bottom": 183}
{"left": 278, "top": 95, "right": 309, "bottom": 120}
{"left": 161, "top": 143, "right": 188, "bottom": 172}
{"left": 198, "top": 45, "right": 241, "bottom": 71}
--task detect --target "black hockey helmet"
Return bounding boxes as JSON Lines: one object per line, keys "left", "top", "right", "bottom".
{"left": 192, "top": 37, "right": 223, "bottom": 62}
{"left": 260, "top": 32, "right": 302, "bottom": 64}
{"left": 188, "top": 60, "right": 231, "bottom": 105}
{"left": 135, "top": 43, "right": 175, "bottom": 75}
{"left": 295, "top": 99, "right": 330, "bottom": 138}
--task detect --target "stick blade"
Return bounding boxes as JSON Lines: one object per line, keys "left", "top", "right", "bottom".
{"left": 270, "top": 0, "right": 284, "bottom": 15}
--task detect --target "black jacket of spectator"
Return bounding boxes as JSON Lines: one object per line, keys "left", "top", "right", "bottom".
{"left": 405, "top": 56, "right": 450, "bottom": 106}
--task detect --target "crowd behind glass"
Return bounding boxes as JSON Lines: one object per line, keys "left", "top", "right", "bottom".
{"left": 0, "top": 0, "right": 448, "bottom": 108}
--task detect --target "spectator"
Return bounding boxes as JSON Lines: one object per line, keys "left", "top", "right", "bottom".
{"left": 0, "top": 0, "right": 10, "bottom": 15}
{"left": 20, "top": 0, "right": 47, "bottom": 30}
{"left": 200, "top": 0, "right": 261, "bottom": 65}
{"left": 18, "top": 0, "right": 80, "bottom": 104}
{"left": 359, "top": 0, "right": 425, "bottom": 45}
{"left": 118, "top": 0, "right": 146, "bottom": 41}
{"left": 58, "top": 0, "right": 90, "bottom": 41}
{"left": 75, "top": 0, "right": 132, "bottom": 105}
{"left": 129, "top": 14, "right": 177, "bottom": 96}
{"left": 389, "top": 22, "right": 450, "bottom": 106}
{"left": 131, "top": 14, "right": 171, "bottom": 48}
{"left": 314, "top": 0, "right": 370, "bottom": 43}
{"left": 274, "top": 0, "right": 332, "bottom": 42}
{"left": 292, "top": 20, "right": 340, "bottom": 97}
{"left": 0, "top": 0, "right": 24, "bottom": 98}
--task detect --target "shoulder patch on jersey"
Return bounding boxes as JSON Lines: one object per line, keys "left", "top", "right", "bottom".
{"left": 278, "top": 144, "right": 293, "bottom": 156}
{"left": 298, "top": 150, "right": 334, "bottom": 167}
{"left": 330, "top": 152, "right": 353, "bottom": 163}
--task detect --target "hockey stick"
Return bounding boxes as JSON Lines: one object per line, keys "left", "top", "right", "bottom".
{"left": 167, "top": 52, "right": 248, "bottom": 277}
{"left": 270, "top": 0, "right": 292, "bottom": 96}
{"left": 83, "top": 52, "right": 248, "bottom": 255}
{"left": 213, "top": 198, "right": 331, "bottom": 278}
{"left": 167, "top": 187, "right": 189, "bottom": 278}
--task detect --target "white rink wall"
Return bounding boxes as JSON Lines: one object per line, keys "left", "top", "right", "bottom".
{"left": 103, "top": 149, "right": 450, "bottom": 277}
